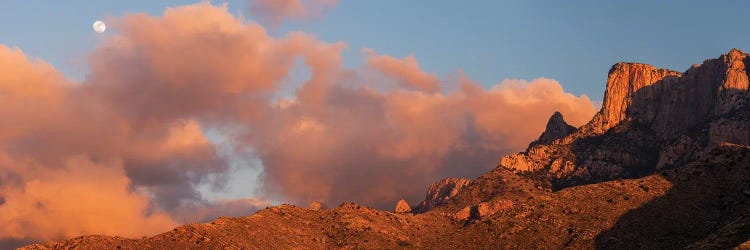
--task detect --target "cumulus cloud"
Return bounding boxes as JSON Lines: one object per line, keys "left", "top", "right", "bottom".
{"left": 251, "top": 77, "right": 596, "bottom": 208}
{"left": 0, "top": 45, "right": 177, "bottom": 242}
{"left": 0, "top": 5, "right": 273, "bottom": 242}
{"left": 0, "top": 2, "right": 598, "bottom": 245}
{"left": 248, "top": 0, "right": 339, "bottom": 27}
{"left": 362, "top": 48, "right": 441, "bottom": 93}
{"left": 0, "top": 154, "right": 176, "bottom": 241}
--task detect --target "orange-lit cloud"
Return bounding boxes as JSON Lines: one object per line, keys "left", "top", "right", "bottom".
{"left": 251, "top": 77, "right": 596, "bottom": 208}
{"left": 0, "top": 2, "right": 598, "bottom": 245}
{"left": 363, "top": 48, "right": 441, "bottom": 93}
{"left": 0, "top": 44, "right": 176, "bottom": 243}
{"left": 248, "top": 0, "right": 339, "bottom": 27}
{"left": 0, "top": 154, "right": 177, "bottom": 241}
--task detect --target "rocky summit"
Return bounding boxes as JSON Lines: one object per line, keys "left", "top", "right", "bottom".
{"left": 501, "top": 48, "right": 750, "bottom": 189}
{"left": 527, "top": 112, "right": 577, "bottom": 149}
{"left": 22, "top": 49, "right": 750, "bottom": 249}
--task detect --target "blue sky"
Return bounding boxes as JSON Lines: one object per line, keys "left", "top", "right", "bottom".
{"left": 1, "top": 1, "right": 749, "bottom": 101}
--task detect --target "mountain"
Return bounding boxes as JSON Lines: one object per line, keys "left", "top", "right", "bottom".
{"left": 501, "top": 48, "right": 749, "bottom": 189}
{"left": 21, "top": 49, "right": 750, "bottom": 249}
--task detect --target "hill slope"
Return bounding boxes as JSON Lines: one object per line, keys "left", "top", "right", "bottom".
{"left": 22, "top": 143, "right": 750, "bottom": 249}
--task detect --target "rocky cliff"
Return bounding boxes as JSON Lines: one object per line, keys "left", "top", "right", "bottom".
{"left": 501, "top": 48, "right": 750, "bottom": 189}
{"left": 581, "top": 62, "right": 682, "bottom": 135}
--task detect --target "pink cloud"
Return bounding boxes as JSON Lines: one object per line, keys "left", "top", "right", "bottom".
{"left": 363, "top": 48, "right": 441, "bottom": 93}
{"left": 251, "top": 77, "right": 596, "bottom": 208}
{"left": 0, "top": 154, "right": 177, "bottom": 241}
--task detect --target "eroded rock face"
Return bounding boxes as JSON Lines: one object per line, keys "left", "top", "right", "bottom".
{"left": 413, "top": 178, "right": 471, "bottom": 213}
{"left": 394, "top": 199, "right": 411, "bottom": 213}
{"left": 501, "top": 49, "right": 750, "bottom": 188}
{"left": 710, "top": 118, "right": 750, "bottom": 146}
{"left": 656, "top": 135, "right": 703, "bottom": 169}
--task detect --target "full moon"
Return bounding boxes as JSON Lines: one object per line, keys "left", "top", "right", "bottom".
{"left": 93, "top": 21, "right": 106, "bottom": 33}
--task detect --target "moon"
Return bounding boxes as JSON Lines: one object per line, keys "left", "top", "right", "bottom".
{"left": 93, "top": 21, "right": 106, "bottom": 33}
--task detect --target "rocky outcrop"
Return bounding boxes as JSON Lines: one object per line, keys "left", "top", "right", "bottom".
{"left": 452, "top": 199, "right": 514, "bottom": 221}
{"left": 310, "top": 201, "right": 325, "bottom": 211}
{"left": 501, "top": 49, "right": 750, "bottom": 188}
{"left": 394, "top": 199, "right": 411, "bottom": 213}
{"left": 413, "top": 178, "right": 471, "bottom": 213}
{"left": 527, "top": 112, "right": 576, "bottom": 149}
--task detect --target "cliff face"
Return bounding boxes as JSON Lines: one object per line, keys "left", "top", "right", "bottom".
{"left": 577, "top": 48, "right": 749, "bottom": 141}
{"left": 501, "top": 49, "right": 750, "bottom": 188}
{"left": 630, "top": 48, "right": 749, "bottom": 141}
{"left": 580, "top": 63, "right": 682, "bottom": 135}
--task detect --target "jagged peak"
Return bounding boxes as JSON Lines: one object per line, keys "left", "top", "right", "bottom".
{"left": 726, "top": 48, "right": 746, "bottom": 57}
{"left": 547, "top": 111, "right": 566, "bottom": 126}
{"left": 543, "top": 112, "right": 574, "bottom": 136}
{"left": 527, "top": 111, "right": 576, "bottom": 149}
{"left": 721, "top": 48, "right": 748, "bottom": 68}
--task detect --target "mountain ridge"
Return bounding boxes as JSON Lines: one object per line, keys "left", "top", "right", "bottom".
{"left": 501, "top": 48, "right": 750, "bottom": 189}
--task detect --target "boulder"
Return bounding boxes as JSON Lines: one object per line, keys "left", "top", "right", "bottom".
{"left": 394, "top": 199, "right": 411, "bottom": 213}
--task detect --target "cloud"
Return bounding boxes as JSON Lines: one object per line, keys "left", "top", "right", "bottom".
{"left": 0, "top": 154, "right": 177, "bottom": 241}
{"left": 0, "top": 39, "right": 272, "bottom": 243}
{"left": 0, "top": 44, "right": 178, "bottom": 241}
{"left": 247, "top": 0, "right": 339, "bottom": 27}
{"left": 251, "top": 77, "right": 596, "bottom": 208}
{"left": 0, "top": 2, "right": 598, "bottom": 244}
{"left": 363, "top": 48, "right": 441, "bottom": 93}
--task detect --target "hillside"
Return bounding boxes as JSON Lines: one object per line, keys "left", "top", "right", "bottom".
{"left": 21, "top": 143, "right": 750, "bottom": 249}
